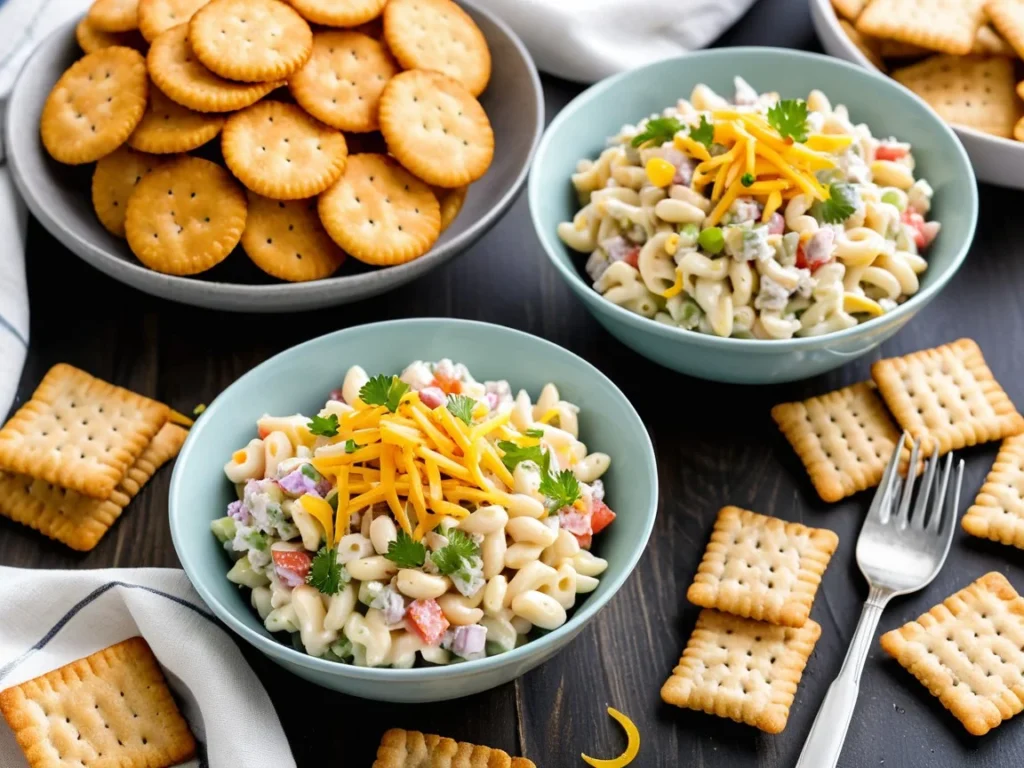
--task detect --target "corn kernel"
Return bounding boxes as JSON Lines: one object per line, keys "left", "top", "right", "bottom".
{"left": 664, "top": 233, "right": 680, "bottom": 256}
{"left": 645, "top": 157, "right": 676, "bottom": 188}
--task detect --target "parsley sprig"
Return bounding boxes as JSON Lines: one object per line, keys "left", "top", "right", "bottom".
{"left": 539, "top": 469, "right": 582, "bottom": 512}
{"left": 630, "top": 116, "right": 683, "bottom": 148}
{"left": 431, "top": 529, "right": 480, "bottom": 576}
{"left": 384, "top": 530, "right": 426, "bottom": 569}
{"left": 344, "top": 438, "right": 358, "bottom": 453}
{"left": 307, "top": 413, "right": 339, "bottom": 437}
{"left": 446, "top": 394, "right": 475, "bottom": 425}
{"left": 811, "top": 182, "right": 858, "bottom": 224}
{"left": 307, "top": 547, "right": 344, "bottom": 595}
{"left": 359, "top": 375, "right": 410, "bottom": 413}
{"left": 767, "top": 99, "right": 809, "bottom": 143}
{"left": 690, "top": 115, "right": 714, "bottom": 148}
{"left": 497, "top": 440, "right": 550, "bottom": 473}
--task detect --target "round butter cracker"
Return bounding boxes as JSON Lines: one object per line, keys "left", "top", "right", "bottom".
{"left": 242, "top": 193, "right": 346, "bottom": 281}
{"left": 76, "top": 17, "right": 146, "bottom": 53}
{"left": 383, "top": 0, "right": 490, "bottom": 96}
{"left": 318, "top": 153, "right": 440, "bottom": 266}
{"left": 288, "top": 0, "right": 386, "bottom": 27}
{"left": 288, "top": 30, "right": 398, "bottom": 132}
{"left": 88, "top": 0, "right": 140, "bottom": 32}
{"left": 436, "top": 184, "right": 467, "bottom": 232}
{"left": 147, "top": 24, "right": 282, "bottom": 112}
{"left": 221, "top": 100, "right": 348, "bottom": 199}
{"left": 189, "top": 0, "right": 312, "bottom": 83}
{"left": 127, "top": 83, "right": 225, "bottom": 153}
{"left": 138, "top": 0, "right": 211, "bottom": 42}
{"left": 92, "top": 146, "right": 167, "bottom": 236}
{"left": 125, "top": 155, "right": 247, "bottom": 274}
{"left": 40, "top": 46, "right": 148, "bottom": 165}
{"left": 379, "top": 69, "right": 493, "bottom": 188}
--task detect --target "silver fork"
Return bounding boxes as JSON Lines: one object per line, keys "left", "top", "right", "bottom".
{"left": 795, "top": 435, "right": 964, "bottom": 768}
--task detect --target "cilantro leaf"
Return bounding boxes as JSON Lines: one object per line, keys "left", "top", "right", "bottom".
{"left": 344, "top": 438, "right": 358, "bottom": 453}
{"left": 431, "top": 529, "right": 480, "bottom": 576}
{"left": 384, "top": 530, "right": 426, "bottom": 569}
{"left": 811, "top": 182, "right": 858, "bottom": 224}
{"left": 307, "top": 413, "right": 339, "bottom": 437}
{"left": 767, "top": 99, "right": 809, "bottom": 143}
{"left": 741, "top": 173, "right": 755, "bottom": 187}
{"left": 359, "top": 375, "right": 410, "bottom": 413}
{"left": 497, "top": 440, "right": 549, "bottom": 473}
{"left": 690, "top": 115, "right": 714, "bottom": 148}
{"left": 307, "top": 547, "right": 343, "bottom": 595}
{"left": 525, "top": 428, "right": 544, "bottom": 438}
{"left": 630, "top": 116, "right": 684, "bottom": 148}
{"left": 539, "top": 469, "right": 582, "bottom": 511}
{"left": 446, "top": 394, "right": 475, "bottom": 425}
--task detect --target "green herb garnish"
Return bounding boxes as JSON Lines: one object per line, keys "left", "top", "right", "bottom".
{"left": 307, "top": 413, "right": 340, "bottom": 437}
{"left": 811, "top": 182, "right": 858, "bottom": 224}
{"left": 431, "top": 529, "right": 480, "bottom": 576}
{"left": 307, "top": 546, "right": 343, "bottom": 595}
{"left": 539, "top": 469, "right": 582, "bottom": 511}
{"left": 497, "top": 440, "right": 549, "bottom": 473}
{"left": 767, "top": 99, "right": 809, "bottom": 143}
{"left": 344, "top": 439, "right": 359, "bottom": 453}
{"left": 630, "top": 116, "right": 684, "bottom": 148}
{"left": 359, "top": 375, "right": 410, "bottom": 413}
{"left": 384, "top": 530, "right": 427, "bottom": 569}
{"left": 690, "top": 115, "right": 714, "bottom": 148}
{"left": 446, "top": 394, "right": 475, "bottom": 425}
{"left": 300, "top": 463, "right": 322, "bottom": 481}
{"left": 524, "top": 428, "right": 544, "bottom": 438}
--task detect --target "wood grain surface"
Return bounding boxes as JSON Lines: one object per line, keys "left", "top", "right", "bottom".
{"left": 3, "top": 1, "right": 1024, "bottom": 765}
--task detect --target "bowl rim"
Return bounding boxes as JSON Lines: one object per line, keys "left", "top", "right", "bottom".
{"left": 5, "top": 0, "right": 544, "bottom": 303}
{"left": 809, "top": 0, "right": 1024, "bottom": 153}
{"left": 528, "top": 46, "right": 978, "bottom": 353}
{"left": 168, "top": 317, "right": 659, "bottom": 681}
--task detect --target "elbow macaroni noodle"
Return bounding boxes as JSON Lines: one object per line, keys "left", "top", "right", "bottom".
{"left": 213, "top": 359, "right": 617, "bottom": 667}
{"left": 558, "top": 77, "right": 940, "bottom": 340}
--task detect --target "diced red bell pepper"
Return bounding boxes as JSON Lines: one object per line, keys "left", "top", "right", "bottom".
{"left": 901, "top": 208, "right": 927, "bottom": 249}
{"left": 875, "top": 144, "right": 909, "bottom": 161}
{"left": 591, "top": 499, "right": 617, "bottom": 535}
{"left": 406, "top": 598, "right": 450, "bottom": 646}
{"left": 575, "top": 533, "right": 593, "bottom": 550}
{"left": 271, "top": 550, "right": 312, "bottom": 580}
{"left": 795, "top": 242, "right": 831, "bottom": 272}
{"left": 623, "top": 245, "right": 641, "bottom": 268}
{"left": 431, "top": 372, "right": 462, "bottom": 395}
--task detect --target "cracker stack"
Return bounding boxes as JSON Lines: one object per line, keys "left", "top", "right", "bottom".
{"left": 832, "top": 0, "right": 1024, "bottom": 140}
{"left": 773, "top": 338, "right": 1024, "bottom": 503}
{"left": 660, "top": 506, "right": 839, "bottom": 733}
{"left": 0, "top": 364, "right": 187, "bottom": 551}
{"left": 44, "top": 0, "right": 496, "bottom": 282}
{"left": 372, "top": 728, "right": 536, "bottom": 768}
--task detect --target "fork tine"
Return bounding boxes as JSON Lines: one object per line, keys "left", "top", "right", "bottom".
{"left": 910, "top": 445, "right": 940, "bottom": 528}
{"left": 894, "top": 438, "right": 921, "bottom": 528}
{"left": 869, "top": 432, "right": 906, "bottom": 524}
{"left": 939, "top": 459, "right": 965, "bottom": 538}
{"left": 927, "top": 453, "right": 954, "bottom": 533}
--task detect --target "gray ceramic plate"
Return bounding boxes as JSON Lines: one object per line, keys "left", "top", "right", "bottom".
{"left": 5, "top": 2, "right": 542, "bottom": 312}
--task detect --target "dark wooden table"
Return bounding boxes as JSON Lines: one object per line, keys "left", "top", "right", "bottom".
{"left": 5, "top": 1, "right": 1024, "bottom": 765}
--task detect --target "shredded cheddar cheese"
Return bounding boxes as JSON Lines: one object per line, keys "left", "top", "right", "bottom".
{"left": 580, "top": 708, "right": 640, "bottom": 768}
{"left": 169, "top": 409, "right": 195, "bottom": 427}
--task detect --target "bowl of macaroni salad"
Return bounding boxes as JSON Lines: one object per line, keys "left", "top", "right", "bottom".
{"left": 169, "top": 319, "right": 657, "bottom": 702}
{"left": 529, "top": 49, "right": 977, "bottom": 383}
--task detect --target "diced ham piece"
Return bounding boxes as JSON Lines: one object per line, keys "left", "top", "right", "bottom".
{"left": 766, "top": 212, "right": 785, "bottom": 235}
{"left": 406, "top": 598, "right": 450, "bottom": 646}
{"left": 902, "top": 208, "right": 938, "bottom": 250}
{"left": 419, "top": 386, "right": 447, "bottom": 409}
{"left": 559, "top": 506, "right": 593, "bottom": 548}
{"left": 875, "top": 143, "right": 909, "bottom": 161}
{"left": 329, "top": 387, "right": 344, "bottom": 402}
{"left": 444, "top": 625, "right": 487, "bottom": 660}
{"left": 796, "top": 229, "right": 834, "bottom": 271}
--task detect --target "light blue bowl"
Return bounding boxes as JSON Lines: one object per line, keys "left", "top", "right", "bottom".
{"left": 529, "top": 48, "right": 978, "bottom": 384}
{"left": 169, "top": 319, "right": 657, "bottom": 702}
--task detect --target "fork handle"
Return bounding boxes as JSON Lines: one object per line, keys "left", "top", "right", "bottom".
{"left": 794, "top": 587, "right": 890, "bottom": 768}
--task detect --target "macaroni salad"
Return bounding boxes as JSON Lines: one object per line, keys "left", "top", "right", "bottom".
{"left": 557, "top": 77, "right": 940, "bottom": 340}
{"left": 211, "top": 360, "right": 615, "bottom": 667}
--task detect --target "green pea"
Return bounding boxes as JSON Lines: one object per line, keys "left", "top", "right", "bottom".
{"left": 881, "top": 190, "right": 905, "bottom": 211}
{"left": 698, "top": 226, "right": 725, "bottom": 254}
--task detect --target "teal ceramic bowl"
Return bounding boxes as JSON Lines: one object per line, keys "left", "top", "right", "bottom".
{"left": 529, "top": 48, "right": 978, "bottom": 384}
{"left": 169, "top": 319, "right": 657, "bottom": 702}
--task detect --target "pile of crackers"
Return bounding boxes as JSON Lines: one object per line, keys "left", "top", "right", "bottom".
{"left": 660, "top": 506, "right": 839, "bottom": 732}
{"left": 833, "top": 0, "right": 1024, "bottom": 140}
{"left": 45, "top": 0, "right": 495, "bottom": 282}
{"left": 0, "top": 364, "right": 187, "bottom": 551}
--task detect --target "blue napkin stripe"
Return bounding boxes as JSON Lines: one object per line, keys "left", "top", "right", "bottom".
{"left": 0, "top": 311, "right": 27, "bottom": 347}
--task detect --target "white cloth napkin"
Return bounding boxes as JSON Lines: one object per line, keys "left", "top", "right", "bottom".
{"left": 0, "top": 567, "right": 297, "bottom": 768}
{"left": 474, "top": 0, "right": 758, "bottom": 83}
